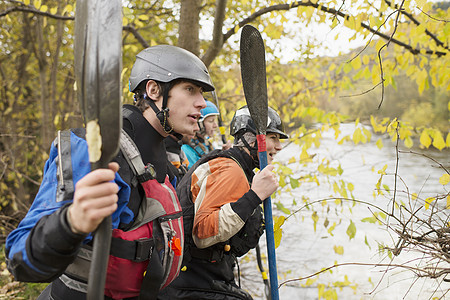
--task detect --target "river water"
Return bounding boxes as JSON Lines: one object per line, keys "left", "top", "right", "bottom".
{"left": 238, "top": 123, "right": 449, "bottom": 299}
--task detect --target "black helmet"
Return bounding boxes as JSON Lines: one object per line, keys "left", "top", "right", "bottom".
{"left": 230, "top": 106, "right": 289, "bottom": 139}
{"left": 129, "top": 45, "right": 215, "bottom": 92}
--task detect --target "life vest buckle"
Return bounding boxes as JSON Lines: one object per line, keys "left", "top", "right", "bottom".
{"left": 133, "top": 238, "right": 154, "bottom": 262}
{"left": 136, "top": 163, "right": 156, "bottom": 182}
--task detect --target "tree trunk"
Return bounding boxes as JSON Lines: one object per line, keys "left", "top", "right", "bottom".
{"left": 178, "top": 0, "right": 201, "bottom": 56}
{"left": 35, "top": 15, "right": 53, "bottom": 148}
{"left": 49, "top": 1, "right": 64, "bottom": 127}
{"left": 202, "top": 0, "right": 227, "bottom": 67}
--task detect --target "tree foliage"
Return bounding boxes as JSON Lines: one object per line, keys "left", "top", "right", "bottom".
{"left": 0, "top": 0, "right": 449, "bottom": 298}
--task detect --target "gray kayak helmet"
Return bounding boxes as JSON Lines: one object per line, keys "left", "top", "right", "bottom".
{"left": 230, "top": 106, "right": 289, "bottom": 139}
{"left": 129, "top": 45, "right": 215, "bottom": 93}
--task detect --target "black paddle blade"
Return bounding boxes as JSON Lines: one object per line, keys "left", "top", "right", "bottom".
{"left": 240, "top": 24, "right": 268, "bottom": 135}
{"left": 75, "top": 0, "right": 122, "bottom": 170}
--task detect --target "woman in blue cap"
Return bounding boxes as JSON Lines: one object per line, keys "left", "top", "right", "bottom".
{"left": 182, "top": 100, "right": 231, "bottom": 168}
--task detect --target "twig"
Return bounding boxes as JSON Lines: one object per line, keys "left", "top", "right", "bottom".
{"left": 339, "top": 82, "right": 383, "bottom": 98}
{"left": 417, "top": 7, "right": 450, "bottom": 23}
{"left": 278, "top": 261, "right": 447, "bottom": 288}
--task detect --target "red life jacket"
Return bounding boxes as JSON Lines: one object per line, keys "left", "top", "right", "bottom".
{"left": 61, "top": 128, "right": 184, "bottom": 299}
{"left": 104, "top": 129, "right": 184, "bottom": 299}
{"left": 105, "top": 176, "right": 183, "bottom": 299}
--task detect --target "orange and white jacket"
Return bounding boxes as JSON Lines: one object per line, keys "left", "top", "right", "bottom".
{"left": 188, "top": 149, "right": 262, "bottom": 249}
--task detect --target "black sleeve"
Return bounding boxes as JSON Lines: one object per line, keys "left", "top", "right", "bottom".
{"left": 7, "top": 204, "right": 87, "bottom": 282}
{"left": 229, "top": 189, "right": 262, "bottom": 222}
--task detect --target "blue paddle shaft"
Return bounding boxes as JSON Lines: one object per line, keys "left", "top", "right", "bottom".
{"left": 257, "top": 134, "right": 279, "bottom": 300}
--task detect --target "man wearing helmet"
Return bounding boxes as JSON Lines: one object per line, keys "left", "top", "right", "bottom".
{"left": 158, "top": 105, "right": 288, "bottom": 299}
{"left": 6, "top": 45, "right": 213, "bottom": 299}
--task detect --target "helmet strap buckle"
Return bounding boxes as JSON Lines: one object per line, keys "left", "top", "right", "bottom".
{"left": 156, "top": 108, "right": 174, "bottom": 134}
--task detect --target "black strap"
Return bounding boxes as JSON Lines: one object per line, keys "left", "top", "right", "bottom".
{"left": 138, "top": 249, "right": 164, "bottom": 300}
{"left": 110, "top": 237, "right": 155, "bottom": 262}
{"left": 189, "top": 246, "right": 225, "bottom": 262}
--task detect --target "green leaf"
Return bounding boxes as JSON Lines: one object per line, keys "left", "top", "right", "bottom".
{"left": 290, "top": 177, "right": 299, "bottom": 189}
{"left": 346, "top": 220, "right": 356, "bottom": 240}
{"left": 274, "top": 202, "right": 291, "bottom": 215}
{"left": 312, "top": 211, "right": 319, "bottom": 232}
{"left": 361, "top": 216, "right": 377, "bottom": 223}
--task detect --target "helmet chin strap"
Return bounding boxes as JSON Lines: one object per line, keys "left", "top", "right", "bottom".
{"left": 237, "top": 133, "right": 259, "bottom": 169}
{"left": 146, "top": 82, "right": 182, "bottom": 139}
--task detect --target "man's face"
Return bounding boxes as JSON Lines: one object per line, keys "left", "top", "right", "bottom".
{"left": 265, "top": 132, "right": 282, "bottom": 164}
{"left": 203, "top": 115, "right": 218, "bottom": 137}
{"left": 167, "top": 81, "right": 207, "bottom": 136}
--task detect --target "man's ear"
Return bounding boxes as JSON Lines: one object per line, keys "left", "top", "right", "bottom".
{"left": 145, "top": 80, "right": 161, "bottom": 101}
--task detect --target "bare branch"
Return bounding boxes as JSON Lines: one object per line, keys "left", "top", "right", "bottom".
{"left": 123, "top": 25, "right": 150, "bottom": 48}
{"left": 339, "top": 82, "right": 383, "bottom": 98}
{"left": 417, "top": 7, "right": 450, "bottom": 23}
{"left": 279, "top": 262, "right": 449, "bottom": 288}
{"left": 384, "top": 0, "right": 449, "bottom": 51}
{"left": 0, "top": 5, "right": 74, "bottom": 20}
{"left": 221, "top": 1, "right": 448, "bottom": 59}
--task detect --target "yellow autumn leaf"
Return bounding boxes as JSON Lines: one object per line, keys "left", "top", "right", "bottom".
{"left": 304, "top": 278, "right": 317, "bottom": 287}
{"left": 273, "top": 216, "right": 285, "bottom": 248}
{"left": 300, "top": 148, "right": 310, "bottom": 161}
{"left": 352, "top": 128, "right": 361, "bottom": 144}
{"left": 417, "top": 69, "right": 428, "bottom": 94}
{"left": 50, "top": 7, "right": 58, "bottom": 15}
{"left": 432, "top": 131, "right": 446, "bottom": 150}
{"left": 34, "top": 0, "right": 41, "bottom": 8}
{"left": 333, "top": 245, "right": 344, "bottom": 255}
{"left": 404, "top": 136, "right": 413, "bottom": 148}
{"left": 420, "top": 130, "right": 432, "bottom": 148}
{"left": 24, "top": 0, "right": 30, "bottom": 5}
{"left": 378, "top": 164, "right": 387, "bottom": 175}
{"left": 362, "top": 55, "right": 370, "bottom": 65}
{"left": 53, "top": 115, "right": 60, "bottom": 127}
{"left": 273, "top": 226, "right": 282, "bottom": 249}
{"left": 424, "top": 197, "right": 435, "bottom": 210}
{"left": 63, "top": 4, "right": 73, "bottom": 15}
{"left": 439, "top": 173, "right": 450, "bottom": 185}
{"left": 376, "top": 138, "right": 383, "bottom": 149}
{"left": 225, "top": 78, "right": 235, "bottom": 90}
{"left": 411, "top": 193, "right": 418, "bottom": 201}
{"left": 350, "top": 56, "right": 362, "bottom": 70}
